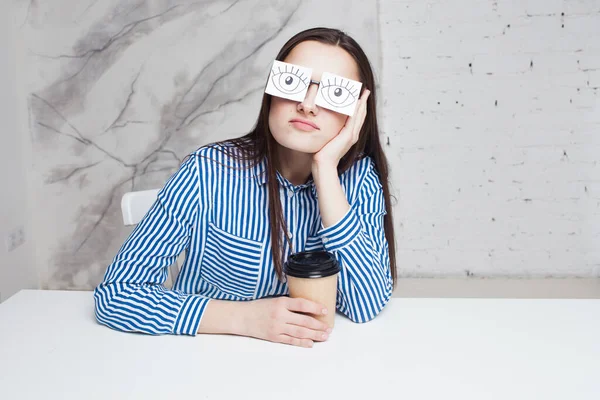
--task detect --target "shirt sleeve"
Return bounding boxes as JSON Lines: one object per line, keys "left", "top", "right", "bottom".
{"left": 93, "top": 154, "right": 211, "bottom": 335}
{"left": 316, "top": 160, "right": 393, "bottom": 323}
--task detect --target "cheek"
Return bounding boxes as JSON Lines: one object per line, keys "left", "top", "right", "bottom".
{"left": 321, "top": 112, "right": 348, "bottom": 137}
{"left": 269, "top": 98, "right": 281, "bottom": 119}
{"left": 268, "top": 101, "right": 281, "bottom": 133}
{"left": 269, "top": 98, "right": 292, "bottom": 128}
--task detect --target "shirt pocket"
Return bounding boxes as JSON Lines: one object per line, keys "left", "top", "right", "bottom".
{"left": 201, "top": 222, "right": 264, "bottom": 299}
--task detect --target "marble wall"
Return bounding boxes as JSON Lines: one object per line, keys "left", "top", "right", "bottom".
{"left": 13, "top": 0, "right": 381, "bottom": 289}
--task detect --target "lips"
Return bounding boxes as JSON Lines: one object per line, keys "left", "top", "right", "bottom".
{"left": 289, "top": 118, "right": 319, "bottom": 130}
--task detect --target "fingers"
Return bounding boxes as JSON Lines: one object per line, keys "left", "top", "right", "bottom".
{"left": 361, "top": 88, "right": 371, "bottom": 104}
{"left": 286, "top": 297, "right": 328, "bottom": 316}
{"left": 287, "top": 309, "right": 331, "bottom": 333}
{"left": 339, "top": 89, "right": 369, "bottom": 141}
{"left": 351, "top": 89, "right": 370, "bottom": 141}
{"left": 278, "top": 335, "right": 314, "bottom": 348}
{"left": 275, "top": 298, "right": 332, "bottom": 348}
{"left": 357, "top": 89, "right": 370, "bottom": 115}
{"left": 281, "top": 323, "right": 329, "bottom": 342}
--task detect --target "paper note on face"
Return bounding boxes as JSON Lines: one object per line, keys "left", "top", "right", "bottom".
{"left": 314, "top": 72, "right": 362, "bottom": 117}
{"left": 265, "top": 60, "right": 313, "bottom": 102}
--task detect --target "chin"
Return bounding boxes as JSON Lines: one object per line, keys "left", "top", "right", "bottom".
{"left": 272, "top": 133, "right": 323, "bottom": 154}
{"left": 279, "top": 141, "right": 320, "bottom": 154}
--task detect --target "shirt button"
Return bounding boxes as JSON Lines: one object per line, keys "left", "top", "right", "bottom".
{"left": 287, "top": 231, "right": 293, "bottom": 239}
{"left": 287, "top": 190, "right": 293, "bottom": 198}
{"left": 322, "top": 237, "right": 329, "bottom": 244}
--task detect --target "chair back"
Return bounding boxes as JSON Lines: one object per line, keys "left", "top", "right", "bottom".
{"left": 120, "top": 189, "right": 182, "bottom": 287}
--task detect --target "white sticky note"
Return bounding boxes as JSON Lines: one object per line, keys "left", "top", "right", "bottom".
{"left": 265, "top": 60, "right": 313, "bottom": 103}
{"left": 315, "top": 72, "right": 362, "bottom": 116}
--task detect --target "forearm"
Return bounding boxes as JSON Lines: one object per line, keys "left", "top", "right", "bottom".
{"left": 312, "top": 160, "right": 393, "bottom": 322}
{"left": 312, "top": 160, "right": 349, "bottom": 228}
{"left": 94, "top": 282, "right": 210, "bottom": 335}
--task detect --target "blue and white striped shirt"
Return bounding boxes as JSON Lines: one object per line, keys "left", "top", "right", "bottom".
{"left": 94, "top": 142, "right": 393, "bottom": 335}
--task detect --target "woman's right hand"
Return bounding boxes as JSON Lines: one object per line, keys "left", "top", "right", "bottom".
{"left": 242, "top": 297, "right": 332, "bottom": 348}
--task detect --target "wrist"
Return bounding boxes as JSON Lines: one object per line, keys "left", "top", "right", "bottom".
{"left": 311, "top": 159, "right": 338, "bottom": 178}
{"left": 197, "top": 299, "right": 250, "bottom": 336}
{"left": 232, "top": 300, "right": 252, "bottom": 337}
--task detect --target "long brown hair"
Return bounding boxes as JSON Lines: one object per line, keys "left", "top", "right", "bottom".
{"left": 208, "top": 27, "right": 397, "bottom": 288}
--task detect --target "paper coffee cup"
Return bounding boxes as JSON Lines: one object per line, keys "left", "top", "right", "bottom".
{"left": 284, "top": 251, "right": 340, "bottom": 328}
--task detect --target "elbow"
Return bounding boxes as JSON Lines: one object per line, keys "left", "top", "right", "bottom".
{"left": 349, "top": 313, "right": 376, "bottom": 324}
{"left": 348, "top": 289, "right": 392, "bottom": 324}
{"left": 93, "top": 282, "right": 125, "bottom": 329}
{"left": 93, "top": 284, "right": 111, "bottom": 325}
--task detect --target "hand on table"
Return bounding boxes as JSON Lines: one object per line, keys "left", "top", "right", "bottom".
{"left": 243, "top": 297, "right": 332, "bottom": 348}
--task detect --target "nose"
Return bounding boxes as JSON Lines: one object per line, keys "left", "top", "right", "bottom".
{"left": 297, "top": 82, "right": 319, "bottom": 116}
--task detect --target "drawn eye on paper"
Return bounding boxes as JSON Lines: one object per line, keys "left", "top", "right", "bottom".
{"left": 315, "top": 72, "right": 362, "bottom": 116}
{"left": 265, "top": 60, "right": 313, "bottom": 102}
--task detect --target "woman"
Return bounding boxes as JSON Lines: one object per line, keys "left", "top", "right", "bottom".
{"left": 94, "top": 27, "right": 397, "bottom": 348}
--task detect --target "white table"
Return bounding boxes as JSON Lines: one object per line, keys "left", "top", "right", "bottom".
{"left": 0, "top": 290, "right": 598, "bottom": 399}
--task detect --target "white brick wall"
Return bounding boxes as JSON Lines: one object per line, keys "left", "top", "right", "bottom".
{"left": 379, "top": 0, "right": 600, "bottom": 277}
